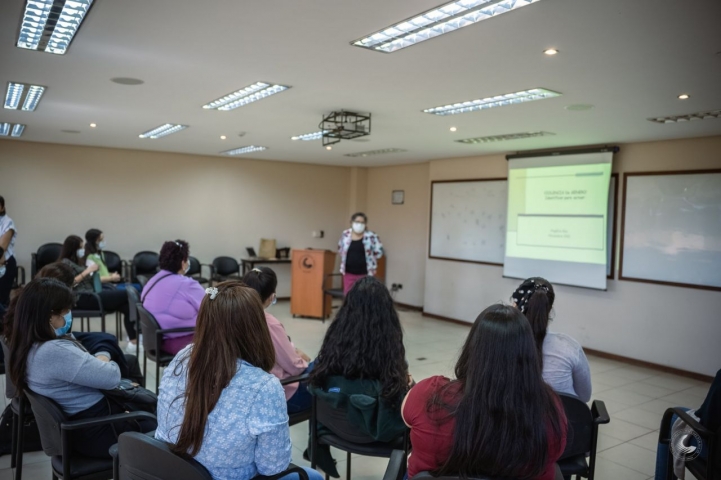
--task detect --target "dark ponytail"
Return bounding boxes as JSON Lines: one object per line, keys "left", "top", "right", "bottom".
{"left": 511, "top": 277, "right": 555, "bottom": 368}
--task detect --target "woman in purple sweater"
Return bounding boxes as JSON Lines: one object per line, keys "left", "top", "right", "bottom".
{"left": 141, "top": 240, "right": 205, "bottom": 355}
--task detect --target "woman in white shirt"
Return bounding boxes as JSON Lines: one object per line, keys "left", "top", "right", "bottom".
{"left": 511, "top": 277, "right": 592, "bottom": 402}
{"left": 0, "top": 195, "right": 18, "bottom": 308}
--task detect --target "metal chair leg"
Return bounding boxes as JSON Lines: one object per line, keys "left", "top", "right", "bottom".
{"left": 10, "top": 411, "right": 17, "bottom": 469}
{"left": 156, "top": 361, "right": 160, "bottom": 395}
{"left": 16, "top": 398, "right": 25, "bottom": 480}
{"left": 346, "top": 451, "right": 351, "bottom": 480}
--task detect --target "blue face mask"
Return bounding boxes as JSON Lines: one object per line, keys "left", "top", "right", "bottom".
{"left": 55, "top": 311, "right": 73, "bottom": 337}
{"left": 271, "top": 294, "right": 277, "bottom": 306}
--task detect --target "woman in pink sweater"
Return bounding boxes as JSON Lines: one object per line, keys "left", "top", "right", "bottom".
{"left": 242, "top": 267, "right": 313, "bottom": 414}
{"left": 141, "top": 240, "right": 205, "bottom": 355}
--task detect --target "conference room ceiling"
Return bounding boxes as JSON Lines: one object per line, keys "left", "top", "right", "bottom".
{"left": 1, "top": 0, "right": 720, "bottom": 167}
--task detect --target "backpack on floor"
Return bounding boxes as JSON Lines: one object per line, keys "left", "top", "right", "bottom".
{"left": 0, "top": 403, "right": 43, "bottom": 457}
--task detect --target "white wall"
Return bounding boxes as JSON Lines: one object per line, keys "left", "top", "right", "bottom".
{"left": 0, "top": 140, "right": 351, "bottom": 297}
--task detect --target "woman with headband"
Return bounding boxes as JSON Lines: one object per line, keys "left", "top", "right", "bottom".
{"left": 511, "top": 277, "right": 592, "bottom": 402}
{"left": 241, "top": 267, "right": 313, "bottom": 414}
{"left": 141, "top": 240, "right": 205, "bottom": 355}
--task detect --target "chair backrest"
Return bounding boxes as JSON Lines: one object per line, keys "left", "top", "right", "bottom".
{"left": 413, "top": 472, "right": 499, "bottom": 480}
{"left": 315, "top": 394, "right": 379, "bottom": 444}
{"left": 36, "top": 243, "right": 63, "bottom": 272}
{"left": 212, "top": 256, "right": 239, "bottom": 276}
{"left": 103, "top": 250, "right": 122, "bottom": 273}
{"left": 187, "top": 256, "right": 201, "bottom": 276}
{"left": 24, "top": 389, "right": 67, "bottom": 457}
{"left": 559, "top": 393, "right": 594, "bottom": 459}
{"left": 126, "top": 285, "right": 141, "bottom": 327}
{"left": 0, "top": 337, "right": 18, "bottom": 398}
{"left": 118, "top": 431, "right": 212, "bottom": 480}
{"left": 137, "top": 303, "right": 161, "bottom": 354}
{"left": 132, "top": 251, "right": 160, "bottom": 277}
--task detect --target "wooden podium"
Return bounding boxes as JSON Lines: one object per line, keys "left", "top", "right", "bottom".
{"left": 291, "top": 249, "right": 336, "bottom": 319}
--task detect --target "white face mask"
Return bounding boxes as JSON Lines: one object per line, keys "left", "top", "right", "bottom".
{"left": 0, "top": 265, "right": 5, "bottom": 279}
{"left": 98, "top": 241, "right": 106, "bottom": 249}
{"left": 77, "top": 248, "right": 85, "bottom": 258}
{"left": 184, "top": 262, "right": 191, "bottom": 274}
{"left": 352, "top": 222, "right": 366, "bottom": 234}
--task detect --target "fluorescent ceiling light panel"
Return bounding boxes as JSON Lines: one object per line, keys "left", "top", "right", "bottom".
{"left": 138, "top": 124, "right": 188, "bottom": 139}
{"left": 647, "top": 110, "right": 721, "bottom": 124}
{"left": 291, "top": 130, "right": 327, "bottom": 141}
{"left": 11, "top": 124, "right": 26, "bottom": 137}
{"left": 17, "top": 0, "right": 94, "bottom": 55}
{"left": 0, "top": 123, "right": 9, "bottom": 136}
{"left": 202, "top": 82, "right": 290, "bottom": 111}
{"left": 353, "top": 0, "right": 541, "bottom": 53}
{"left": 4, "top": 82, "right": 46, "bottom": 111}
{"left": 456, "top": 131, "right": 555, "bottom": 144}
{"left": 222, "top": 146, "right": 268, "bottom": 156}
{"left": 423, "top": 88, "right": 560, "bottom": 115}
{"left": 345, "top": 148, "right": 407, "bottom": 158}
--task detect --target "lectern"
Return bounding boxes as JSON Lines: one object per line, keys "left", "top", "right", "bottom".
{"left": 291, "top": 249, "right": 336, "bottom": 319}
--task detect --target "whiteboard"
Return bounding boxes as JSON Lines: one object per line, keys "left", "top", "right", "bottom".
{"left": 429, "top": 180, "right": 507, "bottom": 264}
{"left": 620, "top": 171, "right": 721, "bottom": 289}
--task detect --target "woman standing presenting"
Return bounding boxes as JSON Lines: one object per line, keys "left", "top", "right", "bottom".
{"left": 337, "top": 212, "right": 383, "bottom": 295}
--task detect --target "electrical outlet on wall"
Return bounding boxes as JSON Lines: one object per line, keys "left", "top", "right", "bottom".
{"left": 312, "top": 230, "right": 326, "bottom": 238}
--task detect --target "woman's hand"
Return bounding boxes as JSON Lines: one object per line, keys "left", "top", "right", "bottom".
{"left": 96, "top": 355, "right": 110, "bottom": 362}
{"left": 296, "top": 348, "right": 311, "bottom": 362}
{"left": 110, "top": 272, "right": 121, "bottom": 282}
{"left": 86, "top": 263, "right": 99, "bottom": 274}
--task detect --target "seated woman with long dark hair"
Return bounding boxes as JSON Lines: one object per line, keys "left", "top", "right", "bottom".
{"left": 402, "top": 304, "right": 567, "bottom": 480}
{"left": 308, "top": 276, "right": 411, "bottom": 478}
{"left": 155, "top": 281, "right": 322, "bottom": 480}
{"left": 58, "top": 235, "right": 134, "bottom": 349}
{"left": 7, "top": 278, "right": 156, "bottom": 458}
{"left": 511, "top": 277, "right": 591, "bottom": 402}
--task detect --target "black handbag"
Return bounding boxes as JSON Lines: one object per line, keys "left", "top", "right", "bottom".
{"left": 102, "top": 379, "right": 157, "bottom": 414}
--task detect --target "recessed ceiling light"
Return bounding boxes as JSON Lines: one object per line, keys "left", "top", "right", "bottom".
{"left": 220, "top": 135, "right": 227, "bottom": 140}
{"left": 202, "top": 82, "right": 290, "bottom": 111}
{"left": 61, "top": 129, "right": 80, "bottom": 134}
{"left": 424, "top": 88, "right": 561, "bottom": 116}
{"left": 110, "top": 77, "right": 144, "bottom": 85}
{"left": 326, "top": 146, "right": 332, "bottom": 151}
{"left": 565, "top": 104, "right": 594, "bottom": 111}
{"left": 138, "top": 124, "right": 188, "bottom": 139}
{"left": 0, "top": 123, "right": 26, "bottom": 137}
{"left": 648, "top": 109, "right": 721, "bottom": 124}
{"left": 16, "top": 0, "right": 95, "bottom": 55}
{"left": 678, "top": 94, "right": 690, "bottom": 100}
{"left": 543, "top": 48, "right": 558, "bottom": 55}
{"left": 352, "top": 0, "right": 542, "bottom": 53}
{"left": 4, "top": 82, "right": 46, "bottom": 111}
{"left": 456, "top": 131, "right": 555, "bottom": 144}
{"left": 222, "top": 146, "right": 268, "bottom": 156}
{"left": 89, "top": 123, "right": 96, "bottom": 128}
{"left": 449, "top": 126, "right": 457, "bottom": 132}
{"left": 291, "top": 130, "right": 327, "bottom": 141}
{"left": 345, "top": 148, "right": 407, "bottom": 158}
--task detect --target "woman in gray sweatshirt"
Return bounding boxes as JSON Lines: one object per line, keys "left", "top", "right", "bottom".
{"left": 6, "top": 278, "right": 155, "bottom": 458}
{"left": 511, "top": 277, "right": 592, "bottom": 402}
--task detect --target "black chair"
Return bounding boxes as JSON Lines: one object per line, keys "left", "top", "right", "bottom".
{"left": 131, "top": 251, "right": 159, "bottom": 284}
{"left": 556, "top": 394, "right": 610, "bottom": 480}
{"left": 24, "top": 389, "right": 155, "bottom": 480}
{"left": 187, "top": 256, "right": 210, "bottom": 286}
{"left": 31, "top": 242, "right": 63, "bottom": 277}
{"left": 102, "top": 251, "right": 125, "bottom": 277}
{"left": 73, "top": 291, "right": 110, "bottom": 334}
{"left": 659, "top": 407, "right": 719, "bottom": 480}
{"left": 209, "top": 256, "right": 241, "bottom": 285}
{"left": 280, "top": 374, "right": 312, "bottom": 427}
{"left": 309, "top": 393, "right": 409, "bottom": 480}
{"left": 116, "top": 431, "right": 309, "bottom": 480}
{"left": 125, "top": 285, "right": 142, "bottom": 357}
{"left": 400, "top": 464, "right": 563, "bottom": 480}
{"left": 137, "top": 303, "right": 194, "bottom": 394}
{"left": 1, "top": 337, "right": 35, "bottom": 480}
{"left": 11, "top": 265, "right": 26, "bottom": 290}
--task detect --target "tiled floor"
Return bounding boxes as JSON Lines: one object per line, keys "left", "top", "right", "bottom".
{"left": 0, "top": 301, "right": 711, "bottom": 480}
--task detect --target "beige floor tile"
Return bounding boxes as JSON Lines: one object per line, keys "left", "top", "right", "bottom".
{"left": 596, "top": 433, "right": 627, "bottom": 452}
{"left": 592, "top": 456, "right": 649, "bottom": 480}
{"left": 628, "top": 431, "right": 660, "bottom": 453}
{"left": 642, "top": 375, "right": 702, "bottom": 392}
{"left": 598, "top": 387, "right": 654, "bottom": 407}
{"left": 613, "top": 407, "right": 664, "bottom": 430}
{"left": 603, "top": 418, "right": 653, "bottom": 442}
{"left": 599, "top": 442, "right": 657, "bottom": 476}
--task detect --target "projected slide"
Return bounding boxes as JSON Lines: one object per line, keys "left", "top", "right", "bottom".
{"left": 504, "top": 152, "right": 613, "bottom": 290}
